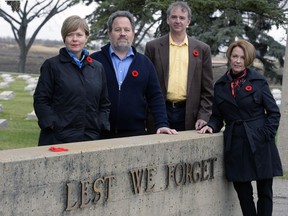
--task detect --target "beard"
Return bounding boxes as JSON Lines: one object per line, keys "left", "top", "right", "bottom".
{"left": 113, "top": 42, "right": 131, "bottom": 53}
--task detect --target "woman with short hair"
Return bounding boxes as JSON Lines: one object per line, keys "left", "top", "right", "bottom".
{"left": 34, "top": 15, "right": 110, "bottom": 145}
{"left": 199, "top": 39, "right": 283, "bottom": 216}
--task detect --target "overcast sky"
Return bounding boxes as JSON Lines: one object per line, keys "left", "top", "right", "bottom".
{"left": 0, "top": 0, "right": 97, "bottom": 41}
{"left": 0, "top": 0, "right": 286, "bottom": 45}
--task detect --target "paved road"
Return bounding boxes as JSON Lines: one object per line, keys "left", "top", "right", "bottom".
{"left": 272, "top": 178, "right": 288, "bottom": 216}
{"left": 252, "top": 178, "right": 288, "bottom": 216}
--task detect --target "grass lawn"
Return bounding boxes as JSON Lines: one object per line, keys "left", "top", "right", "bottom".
{"left": 0, "top": 73, "right": 39, "bottom": 150}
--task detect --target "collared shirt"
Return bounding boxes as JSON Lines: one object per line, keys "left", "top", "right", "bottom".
{"left": 109, "top": 46, "right": 134, "bottom": 89}
{"left": 66, "top": 48, "right": 89, "bottom": 69}
{"left": 167, "top": 33, "right": 189, "bottom": 102}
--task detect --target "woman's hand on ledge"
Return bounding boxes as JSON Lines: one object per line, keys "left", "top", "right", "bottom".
{"left": 156, "top": 127, "right": 178, "bottom": 135}
{"left": 198, "top": 125, "right": 213, "bottom": 134}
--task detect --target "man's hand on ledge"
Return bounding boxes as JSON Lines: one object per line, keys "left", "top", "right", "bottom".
{"left": 156, "top": 127, "right": 178, "bottom": 135}
{"left": 195, "top": 119, "right": 207, "bottom": 130}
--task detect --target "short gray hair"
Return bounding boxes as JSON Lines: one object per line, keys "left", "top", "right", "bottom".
{"left": 167, "top": 1, "right": 192, "bottom": 20}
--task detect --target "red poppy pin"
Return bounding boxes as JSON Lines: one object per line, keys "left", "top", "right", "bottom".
{"left": 132, "top": 70, "right": 139, "bottom": 77}
{"left": 245, "top": 85, "right": 252, "bottom": 92}
{"left": 193, "top": 50, "right": 199, "bottom": 57}
{"left": 86, "top": 56, "right": 93, "bottom": 63}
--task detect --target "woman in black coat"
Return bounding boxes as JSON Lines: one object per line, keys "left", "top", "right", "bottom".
{"left": 199, "top": 39, "right": 283, "bottom": 216}
{"left": 34, "top": 15, "right": 110, "bottom": 146}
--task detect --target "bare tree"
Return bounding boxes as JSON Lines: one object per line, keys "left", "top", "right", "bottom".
{"left": 0, "top": 0, "right": 80, "bottom": 73}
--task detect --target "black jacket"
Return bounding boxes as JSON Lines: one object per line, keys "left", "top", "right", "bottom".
{"left": 34, "top": 48, "right": 110, "bottom": 145}
{"left": 208, "top": 68, "right": 283, "bottom": 181}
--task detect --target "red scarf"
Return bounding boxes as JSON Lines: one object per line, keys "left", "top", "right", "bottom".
{"left": 228, "top": 69, "right": 247, "bottom": 97}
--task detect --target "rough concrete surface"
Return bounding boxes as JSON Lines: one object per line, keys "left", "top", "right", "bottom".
{"left": 0, "top": 131, "right": 242, "bottom": 216}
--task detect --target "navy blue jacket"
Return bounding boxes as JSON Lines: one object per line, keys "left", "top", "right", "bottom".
{"left": 91, "top": 44, "right": 169, "bottom": 133}
{"left": 34, "top": 48, "right": 110, "bottom": 145}
{"left": 208, "top": 68, "right": 283, "bottom": 181}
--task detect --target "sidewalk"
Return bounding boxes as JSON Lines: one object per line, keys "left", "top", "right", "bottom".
{"left": 272, "top": 178, "right": 288, "bottom": 216}
{"left": 252, "top": 178, "right": 288, "bottom": 216}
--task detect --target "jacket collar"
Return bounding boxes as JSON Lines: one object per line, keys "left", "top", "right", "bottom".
{"left": 59, "top": 47, "right": 72, "bottom": 63}
{"left": 215, "top": 68, "right": 262, "bottom": 104}
{"left": 59, "top": 47, "right": 93, "bottom": 69}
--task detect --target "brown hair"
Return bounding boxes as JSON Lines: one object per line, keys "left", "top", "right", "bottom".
{"left": 61, "top": 15, "right": 89, "bottom": 42}
{"left": 226, "top": 39, "right": 256, "bottom": 67}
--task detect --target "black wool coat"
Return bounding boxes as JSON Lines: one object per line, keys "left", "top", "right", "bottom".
{"left": 208, "top": 68, "right": 283, "bottom": 182}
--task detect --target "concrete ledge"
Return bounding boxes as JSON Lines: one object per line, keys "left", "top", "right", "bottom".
{"left": 0, "top": 131, "right": 241, "bottom": 216}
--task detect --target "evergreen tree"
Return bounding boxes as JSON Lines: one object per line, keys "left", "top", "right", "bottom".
{"left": 84, "top": 0, "right": 287, "bottom": 83}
